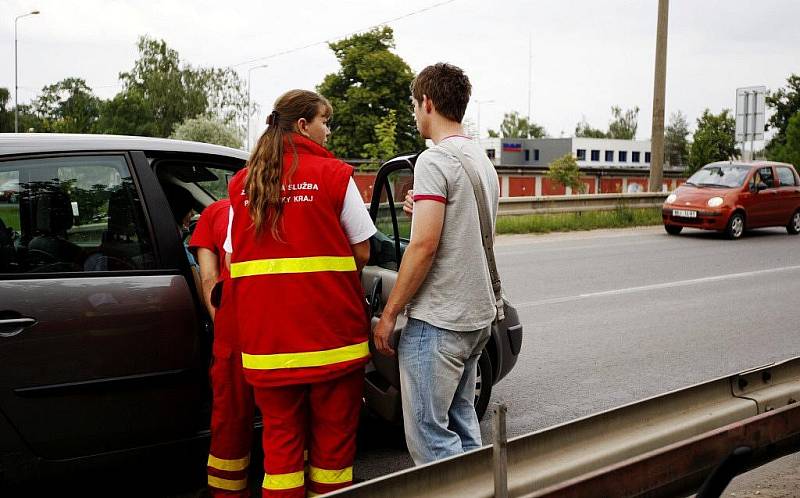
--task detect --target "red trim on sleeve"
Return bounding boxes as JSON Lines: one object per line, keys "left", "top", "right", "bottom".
{"left": 413, "top": 194, "right": 447, "bottom": 203}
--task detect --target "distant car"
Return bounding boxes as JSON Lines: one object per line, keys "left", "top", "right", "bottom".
{"left": 662, "top": 161, "right": 800, "bottom": 239}
{"left": 0, "top": 179, "right": 19, "bottom": 203}
{"left": 0, "top": 134, "right": 522, "bottom": 485}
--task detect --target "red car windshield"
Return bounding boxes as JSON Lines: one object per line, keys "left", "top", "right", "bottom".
{"left": 686, "top": 165, "right": 750, "bottom": 188}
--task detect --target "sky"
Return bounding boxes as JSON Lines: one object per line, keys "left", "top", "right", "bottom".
{"left": 2, "top": 0, "right": 799, "bottom": 146}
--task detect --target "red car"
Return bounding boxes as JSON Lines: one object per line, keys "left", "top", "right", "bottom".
{"left": 662, "top": 161, "right": 800, "bottom": 239}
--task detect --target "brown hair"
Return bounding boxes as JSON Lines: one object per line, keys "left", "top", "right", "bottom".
{"left": 245, "top": 89, "right": 332, "bottom": 239}
{"left": 410, "top": 63, "right": 472, "bottom": 123}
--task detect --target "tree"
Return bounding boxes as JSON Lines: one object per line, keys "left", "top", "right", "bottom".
{"left": 317, "top": 27, "right": 423, "bottom": 158}
{"left": 607, "top": 105, "right": 639, "bottom": 139}
{"left": 575, "top": 117, "right": 608, "bottom": 138}
{"left": 362, "top": 109, "right": 398, "bottom": 161}
{"left": 688, "top": 109, "right": 738, "bottom": 173}
{"left": 664, "top": 111, "right": 690, "bottom": 167}
{"left": 766, "top": 74, "right": 800, "bottom": 158}
{"left": 0, "top": 88, "right": 12, "bottom": 132}
{"left": 486, "top": 129, "right": 500, "bottom": 138}
{"left": 170, "top": 116, "right": 242, "bottom": 148}
{"left": 32, "top": 77, "right": 102, "bottom": 133}
{"left": 494, "top": 111, "right": 546, "bottom": 139}
{"left": 767, "top": 112, "right": 800, "bottom": 167}
{"left": 547, "top": 153, "right": 585, "bottom": 193}
{"left": 100, "top": 36, "right": 247, "bottom": 138}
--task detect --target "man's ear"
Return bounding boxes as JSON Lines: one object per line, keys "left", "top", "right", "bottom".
{"left": 423, "top": 95, "right": 433, "bottom": 114}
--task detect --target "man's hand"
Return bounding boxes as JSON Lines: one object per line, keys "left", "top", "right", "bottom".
{"left": 373, "top": 312, "right": 398, "bottom": 357}
{"left": 403, "top": 189, "right": 414, "bottom": 217}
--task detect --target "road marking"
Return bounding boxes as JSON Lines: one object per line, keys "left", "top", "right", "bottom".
{"left": 515, "top": 265, "right": 800, "bottom": 308}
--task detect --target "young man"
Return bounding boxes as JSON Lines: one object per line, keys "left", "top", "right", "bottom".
{"left": 190, "top": 199, "right": 255, "bottom": 497}
{"left": 373, "top": 63, "right": 500, "bottom": 465}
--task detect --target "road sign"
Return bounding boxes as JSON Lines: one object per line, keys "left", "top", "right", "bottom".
{"left": 735, "top": 86, "right": 766, "bottom": 142}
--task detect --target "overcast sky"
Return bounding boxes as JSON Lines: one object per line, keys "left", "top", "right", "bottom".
{"left": 3, "top": 0, "right": 798, "bottom": 144}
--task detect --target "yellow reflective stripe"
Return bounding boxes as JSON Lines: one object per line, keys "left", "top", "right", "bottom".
{"left": 242, "top": 341, "right": 369, "bottom": 370}
{"left": 231, "top": 256, "right": 356, "bottom": 278}
{"left": 309, "top": 466, "right": 353, "bottom": 484}
{"left": 208, "top": 453, "right": 250, "bottom": 472}
{"left": 263, "top": 470, "right": 304, "bottom": 490}
{"left": 208, "top": 474, "right": 248, "bottom": 491}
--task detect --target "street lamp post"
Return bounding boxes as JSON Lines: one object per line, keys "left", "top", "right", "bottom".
{"left": 14, "top": 10, "right": 40, "bottom": 133}
{"left": 246, "top": 64, "right": 269, "bottom": 151}
{"left": 473, "top": 99, "right": 494, "bottom": 139}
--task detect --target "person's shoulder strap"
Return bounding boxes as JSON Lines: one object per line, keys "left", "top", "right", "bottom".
{"left": 437, "top": 139, "right": 505, "bottom": 321}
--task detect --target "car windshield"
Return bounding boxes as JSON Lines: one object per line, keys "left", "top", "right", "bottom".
{"left": 686, "top": 165, "right": 750, "bottom": 188}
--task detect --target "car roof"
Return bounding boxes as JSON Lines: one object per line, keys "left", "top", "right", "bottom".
{"left": 704, "top": 160, "right": 796, "bottom": 169}
{"left": 0, "top": 133, "right": 250, "bottom": 160}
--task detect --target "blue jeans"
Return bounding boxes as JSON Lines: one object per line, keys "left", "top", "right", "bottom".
{"left": 398, "top": 317, "right": 491, "bottom": 465}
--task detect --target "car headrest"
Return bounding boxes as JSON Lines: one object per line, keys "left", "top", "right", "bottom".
{"left": 34, "top": 190, "right": 74, "bottom": 235}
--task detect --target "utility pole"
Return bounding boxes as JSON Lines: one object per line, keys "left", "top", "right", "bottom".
{"left": 14, "top": 10, "right": 40, "bottom": 133}
{"left": 648, "top": 0, "right": 669, "bottom": 192}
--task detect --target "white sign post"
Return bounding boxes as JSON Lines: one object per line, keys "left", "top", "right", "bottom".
{"left": 735, "top": 86, "right": 766, "bottom": 161}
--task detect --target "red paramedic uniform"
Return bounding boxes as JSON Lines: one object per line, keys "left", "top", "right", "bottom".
{"left": 227, "top": 134, "right": 369, "bottom": 498}
{"left": 190, "top": 199, "right": 255, "bottom": 497}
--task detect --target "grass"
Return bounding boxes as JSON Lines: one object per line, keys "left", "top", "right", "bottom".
{"left": 496, "top": 206, "right": 663, "bottom": 235}
{"left": 0, "top": 204, "right": 20, "bottom": 230}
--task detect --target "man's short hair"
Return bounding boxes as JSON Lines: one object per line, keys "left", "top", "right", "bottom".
{"left": 411, "top": 63, "right": 472, "bottom": 123}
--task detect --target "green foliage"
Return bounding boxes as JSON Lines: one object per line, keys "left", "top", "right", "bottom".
{"left": 547, "top": 153, "right": 585, "bottom": 192}
{"left": 575, "top": 117, "right": 608, "bottom": 138}
{"left": 688, "top": 109, "right": 738, "bottom": 173}
{"left": 495, "top": 207, "right": 662, "bottom": 234}
{"left": 32, "top": 77, "right": 102, "bottom": 133}
{"left": 0, "top": 88, "right": 12, "bottom": 132}
{"left": 171, "top": 116, "right": 242, "bottom": 149}
{"left": 766, "top": 74, "right": 800, "bottom": 158}
{"left": 664, "top": 111, "right": 690, "bottom": 167}
{"left": 99, "top": 36, "right": 247, "bottom": 138}
{"left": 96, "top": 90, "right": 158, "bottom": 136}
{"left": 496, "top": 111, "right": 546, "bottom": 138}
{"left": 317, "top": 27, "right": 423, "bottom": 158}
{"left": 487, "top": 129, "right": 500, "bottom": 138}
{"left": 607, "top": 105, "right": 639, "bottom": 139}
{"left": 362, "top": 109, "right": 398, "bottom": 161}
{"left": 767, "top": 112, "right": 800, "bottom": 167}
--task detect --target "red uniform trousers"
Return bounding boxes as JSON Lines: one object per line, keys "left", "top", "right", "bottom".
{"left": 253, "top": 368, "right": 364, "bottom": 498}
{"left": 207, "top": 286, "right": 256, "bottom": 497}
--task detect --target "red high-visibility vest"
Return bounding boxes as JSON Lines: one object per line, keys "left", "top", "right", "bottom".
{"left": 228, "top": 134, "right": 369, "bottom": 387}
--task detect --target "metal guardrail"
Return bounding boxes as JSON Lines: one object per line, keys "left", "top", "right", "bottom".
{"left": 331, "top": 356, "right": 800, "bottom": 498}
{"left": 498, "top": 192, "right": 668, "bottom": 216}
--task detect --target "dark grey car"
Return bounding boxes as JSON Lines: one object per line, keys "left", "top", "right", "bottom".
{"left": 0, "top": 134, "right": 522, "bottom": 487}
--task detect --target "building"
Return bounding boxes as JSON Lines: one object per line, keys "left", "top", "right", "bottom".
{"left": 480, "top": 137, "right": 685, "bottom": 196}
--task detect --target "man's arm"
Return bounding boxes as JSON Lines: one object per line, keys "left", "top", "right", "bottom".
{"left": 373, "top": 199, "right": 445, "bottom": 356}
{"left": 196, "top": 247, "right": 220, "bottom": 321}
{"left": 351, "top": 239, "right": 370, "bottom": 273}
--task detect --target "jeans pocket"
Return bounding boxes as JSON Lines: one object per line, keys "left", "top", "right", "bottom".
{"left": 436, "top": 328, "right": 468, "bottom": 360}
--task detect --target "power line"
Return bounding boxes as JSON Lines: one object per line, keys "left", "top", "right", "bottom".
{"left": 230, "top": 0, "right": 459, "bottom": 68}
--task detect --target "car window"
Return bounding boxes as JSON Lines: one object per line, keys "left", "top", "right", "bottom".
{"left": 194, "top": 166, "right": 234, "bottom": 200}
{"left": 687, "top": 165, "right": 749, "bottom": 187}
{"left": 757, "top": 167, "right": 774, "bottom": 186}
{"left": 777, "top": 167, "right": 797, "bottom": 187}
{"left": 0, "top": 155, "right": 156, "bottom": 274}
{"left": 370, "top": 167, "right": 413, "bottom": 271}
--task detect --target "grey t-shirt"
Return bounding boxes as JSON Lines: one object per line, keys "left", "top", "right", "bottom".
{"left": 406, "top": 136, "right": 500, "bottom": 332}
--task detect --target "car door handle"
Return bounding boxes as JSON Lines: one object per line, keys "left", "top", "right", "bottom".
{"left": 0, "top": 318, "right": 37, "bottom": 338}
{"left": 368, "top": 277, "right": 383, "bottom": 318}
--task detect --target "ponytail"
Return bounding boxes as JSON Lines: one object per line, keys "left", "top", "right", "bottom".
{"left": 245, "top": 90, "right": 332, "bottom": 239}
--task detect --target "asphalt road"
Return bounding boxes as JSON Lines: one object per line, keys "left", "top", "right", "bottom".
{"left": 354, "top": 224, "right": 800, "bottom": 483}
